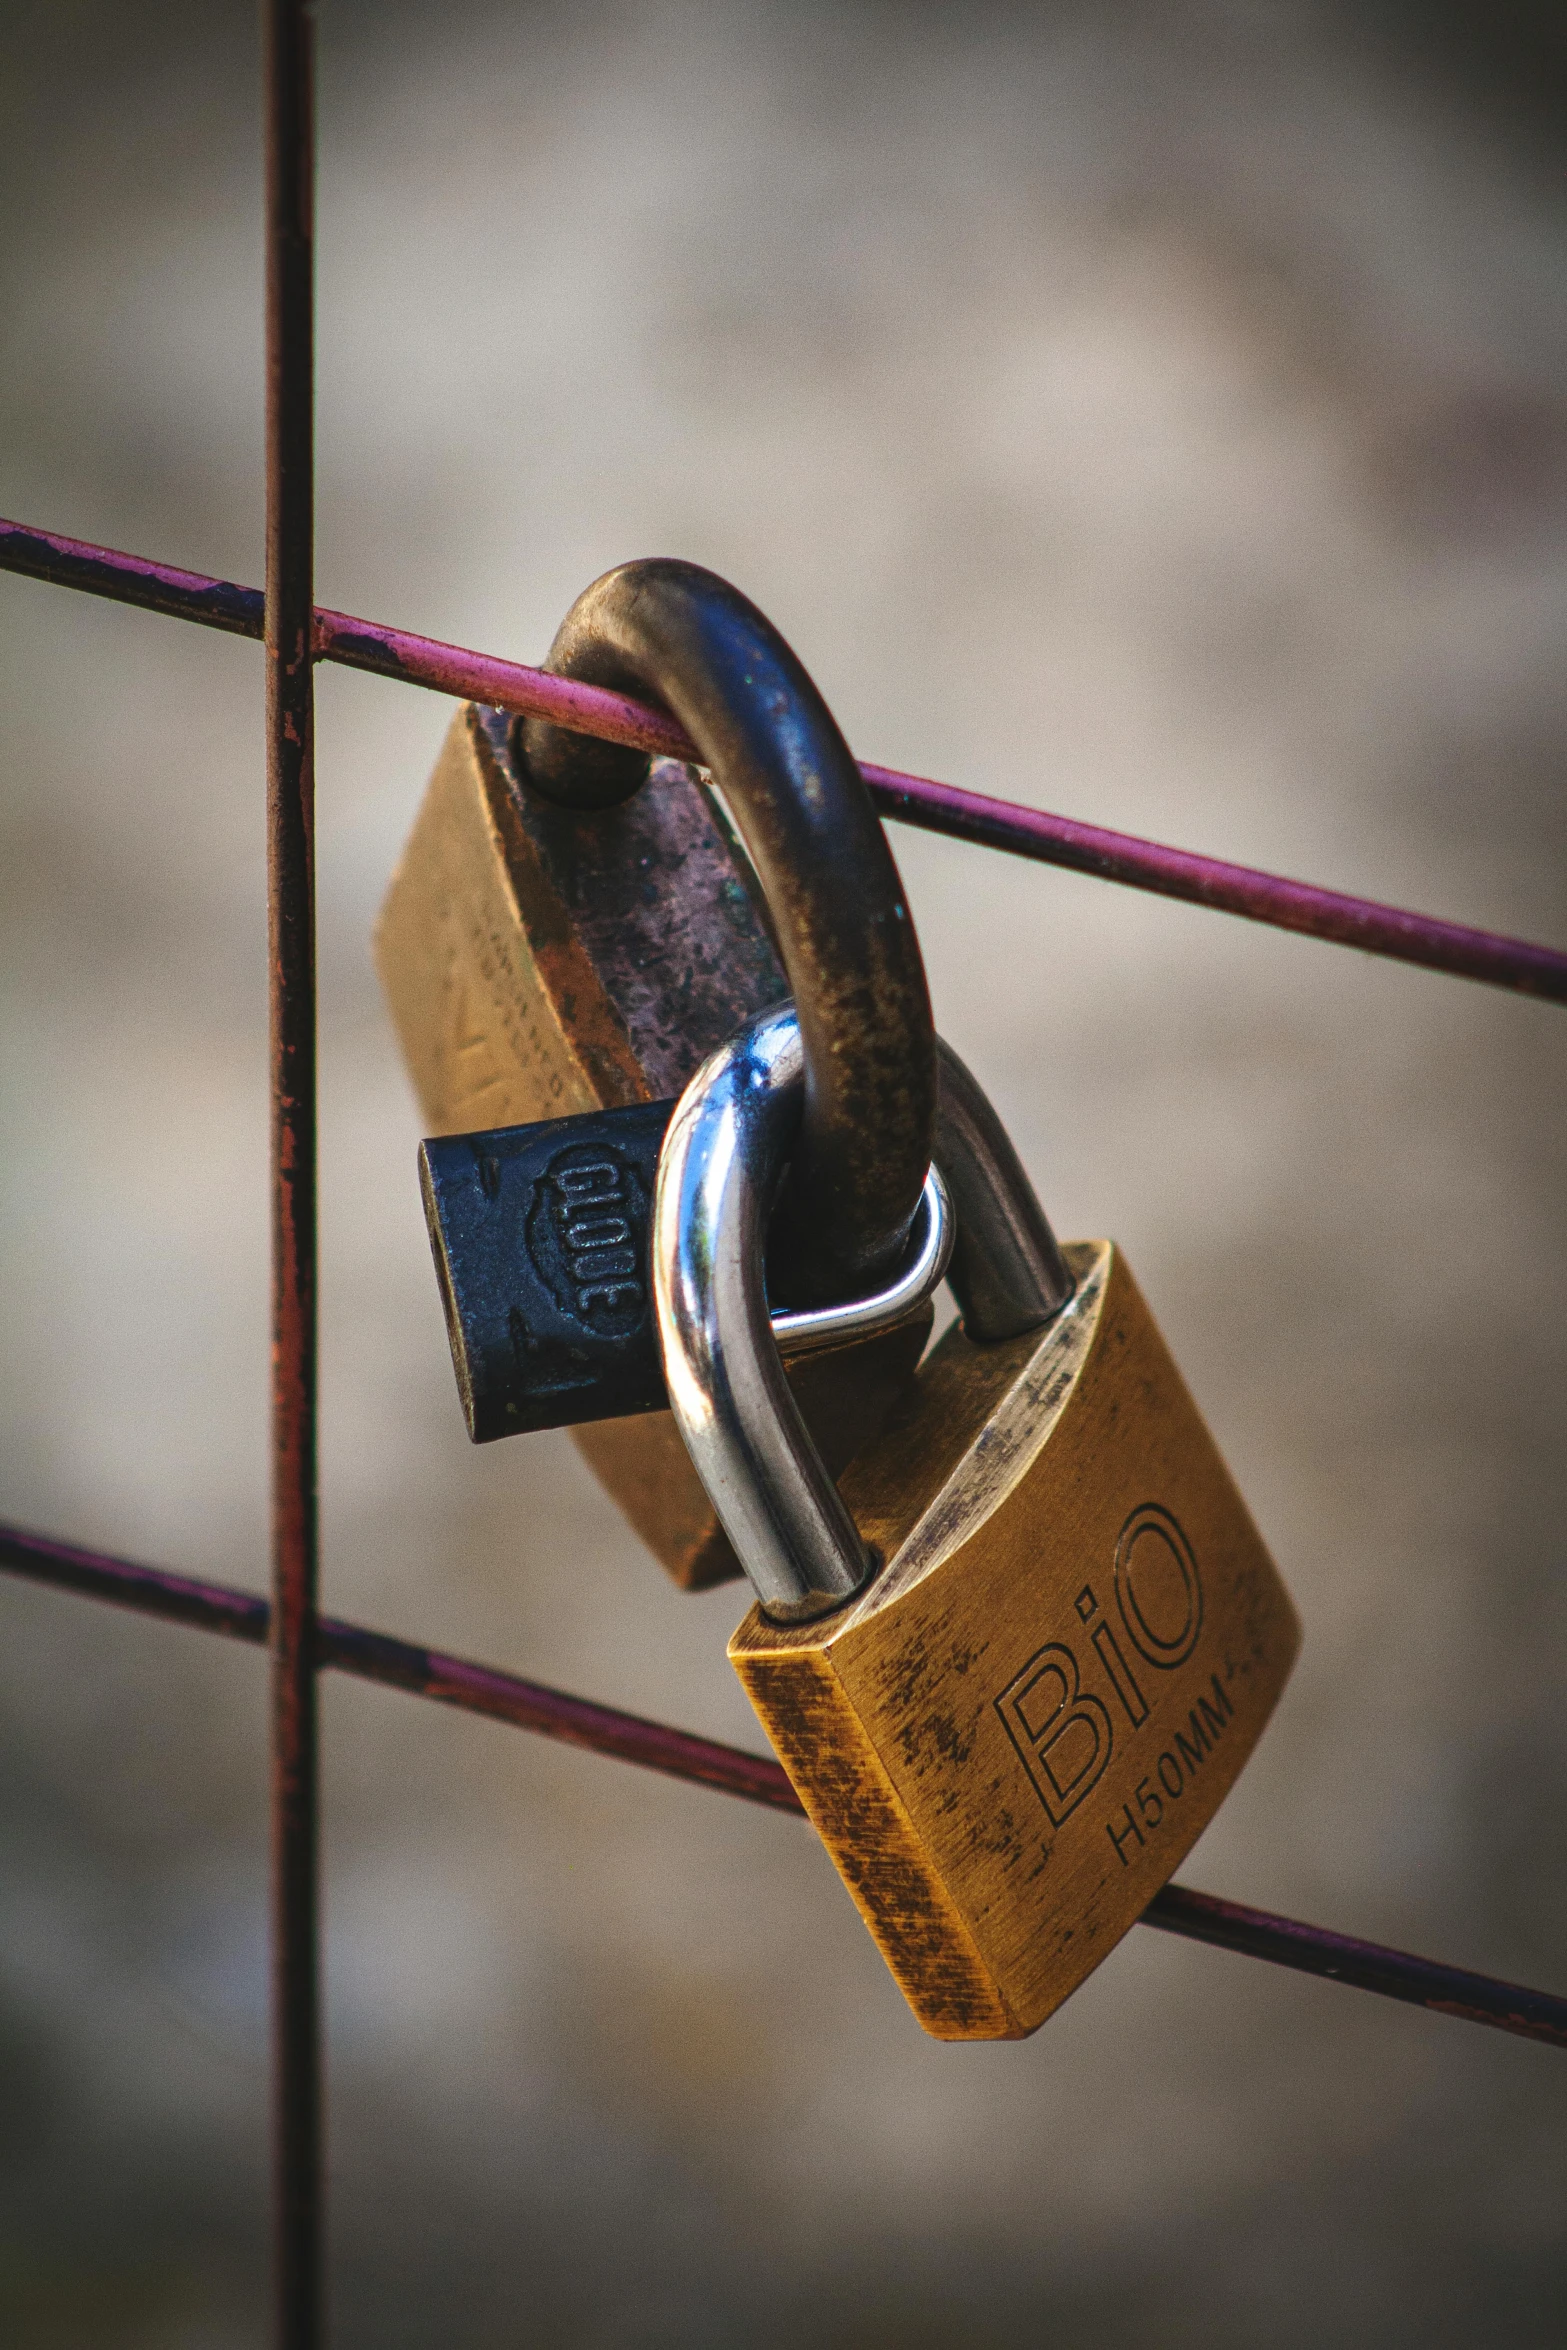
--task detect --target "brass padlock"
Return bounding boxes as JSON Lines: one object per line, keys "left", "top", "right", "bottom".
{"left": 655, "top": 1007, "right": 1301, "bottom": 2041}
{"left": 375, "top": 560, "right": 936, "bottom": 1589}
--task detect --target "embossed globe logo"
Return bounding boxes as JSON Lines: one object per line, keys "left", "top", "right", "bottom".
{"left": 525, "top": 1142, "right": 649, "bottom": 1337}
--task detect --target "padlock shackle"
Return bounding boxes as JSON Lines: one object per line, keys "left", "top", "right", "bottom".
{"left": 655, "top": 1005, "right": 870, "bottom": 1621}
{"left": 935, "top": 1039, "right": 1074, "bottom": 1338}
{"left": 654, "top": 1007, "right": 1074, "bottom": 1622}
{"left": 514, "top": 559, "right": 936, "bottom": 1304}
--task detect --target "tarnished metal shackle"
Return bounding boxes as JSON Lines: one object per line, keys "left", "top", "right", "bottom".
{"left": 653, "top": 1008, "right": 1074, "bottom": 1622}
{"left": 514, "top": 559, "right": 935, "bottom": 1305}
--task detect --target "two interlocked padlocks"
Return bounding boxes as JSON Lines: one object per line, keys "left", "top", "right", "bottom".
{"left": 378, "top": 560, "right": 1300, "bottom": 2039}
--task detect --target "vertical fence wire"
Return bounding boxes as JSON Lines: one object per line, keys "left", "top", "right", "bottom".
{"left": 264, "top": 2, "right": 322, "bottom": 2340}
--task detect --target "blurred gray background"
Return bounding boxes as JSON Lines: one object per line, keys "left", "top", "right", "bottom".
{"left": 2, "top": 1, "right": 1565, "bottom": 2342}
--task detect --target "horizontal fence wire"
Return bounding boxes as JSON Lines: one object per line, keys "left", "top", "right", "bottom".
{"left": 3, "top": 515, "right": 1565, "bottom": 1005}
{"left": 3, "top": 1519, "right": 1564, "bottom": 2053}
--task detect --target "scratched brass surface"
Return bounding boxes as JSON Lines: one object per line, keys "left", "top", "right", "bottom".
{"left": 374, "top": 702, "right": 776, "bottom": 1134}
{"left": 731, "top": 1243, "right": 1301, "bottom": 2038}
{"left": 374, "top": 701, "right": 925, "bottom": 1586}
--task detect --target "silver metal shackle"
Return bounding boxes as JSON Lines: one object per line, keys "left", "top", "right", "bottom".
{"left": 652, "top": 1006, "right": 1074, "bottom": 1623}
{"left": 773, "top": 1155, "right": 952, "bottom": 1357}
{"left": 934, "top": 1037, "right": 1073, "bottom": 1338}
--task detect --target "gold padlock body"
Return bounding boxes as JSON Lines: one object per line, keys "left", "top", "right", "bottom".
{"left": 376, "top": 703, "right": 928, "bottom": 1587}
{"left": 730, "top": 1242, "right": 1301, "bottom": 2041}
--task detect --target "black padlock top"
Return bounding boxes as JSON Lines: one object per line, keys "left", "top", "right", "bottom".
{"left": 420, "top": 1101, "right": 676, "bottom": 1443}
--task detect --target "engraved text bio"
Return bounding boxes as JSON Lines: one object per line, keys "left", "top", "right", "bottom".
{"left": 994, "top": 1503, "right": 1217, "bottom": 1831}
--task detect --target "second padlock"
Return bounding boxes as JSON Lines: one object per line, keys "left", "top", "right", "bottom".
{"left": 656, "top": 1007, "right": 1301, "bottom": 2041}
{"left": 376, "top": 559, "right": 937, "bottom": 1588}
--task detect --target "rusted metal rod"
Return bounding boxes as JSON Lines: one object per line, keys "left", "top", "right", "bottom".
{"left": 263, "top": 3, "right": 321, "bottom": 2341}
{"left": 3, "top": 1521, "right": 1563, "bottom": 2053}
{"left": 1137, "top": 1884, "right": 1567, "bottom": 2045}
{"left": 2, "top": 514, "right": 1563, "bottom": 1007}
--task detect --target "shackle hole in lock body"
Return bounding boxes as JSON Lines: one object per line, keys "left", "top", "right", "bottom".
{"left": 652, "top": 1006, "right": 1075, "bottom": 1623}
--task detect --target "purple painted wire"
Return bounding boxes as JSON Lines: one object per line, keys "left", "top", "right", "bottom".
{"left": 2, "top": 1522, "right": 1562, "bottom": 2052}
{"left": 2, "top": 515, "right": 1563, "bottom": 1004}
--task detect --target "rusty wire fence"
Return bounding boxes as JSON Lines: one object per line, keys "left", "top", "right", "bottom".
{"left": 1, "top": 6, "right": 1565, "bottom": 2343}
